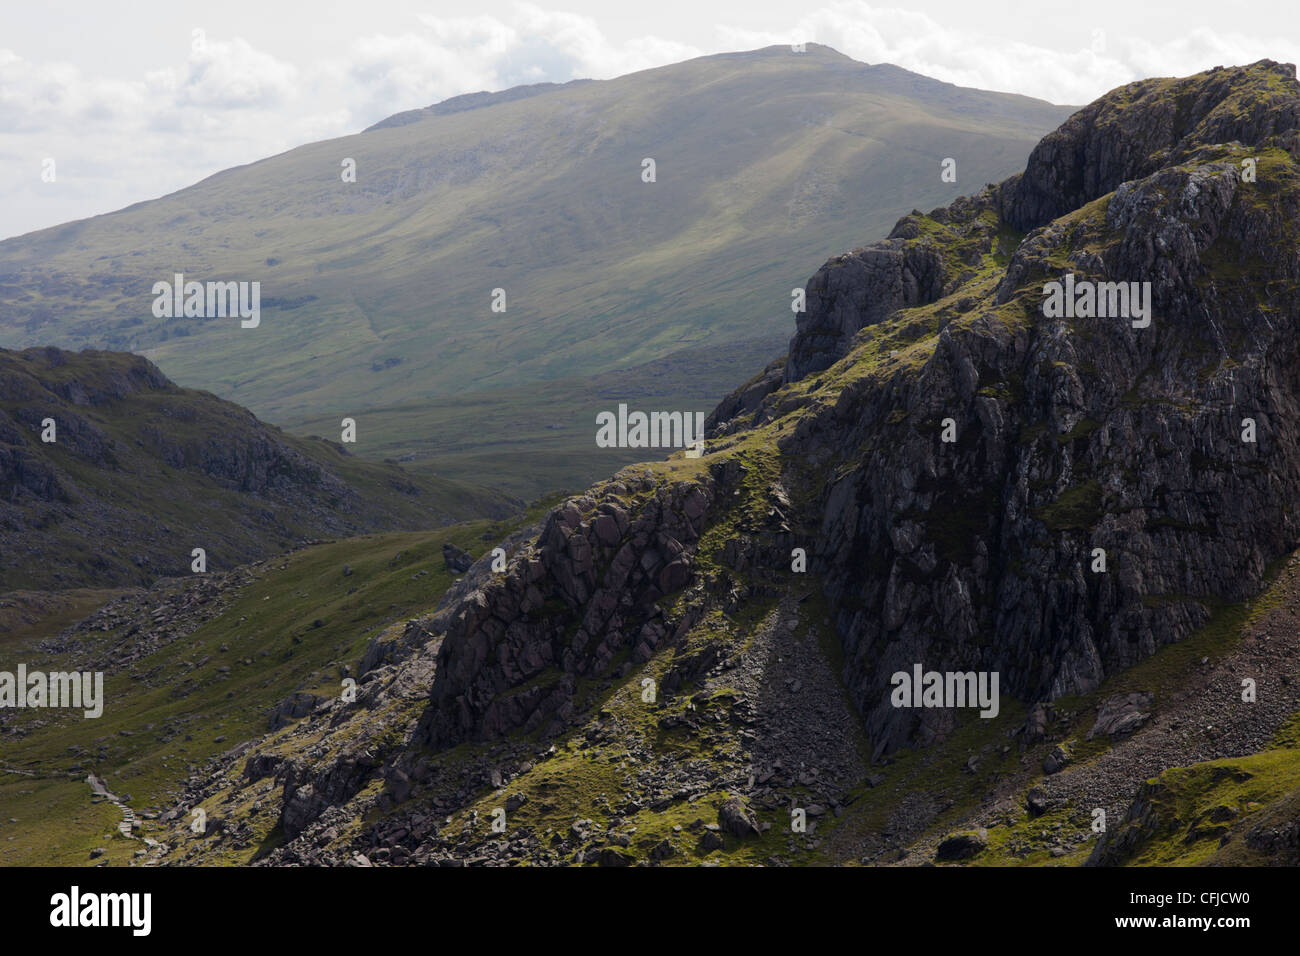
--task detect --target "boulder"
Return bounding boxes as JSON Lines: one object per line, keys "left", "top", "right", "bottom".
{"left": 718, "top": 796, "right": 761, "bottom": 838}
{"left": 442, "top": 544, "right": 474, "bottom": 573}
{"left": 1088, "top": 692, "right": 1154, "bottom": 740}
{"left": 936, "top": 829, "right": 987, "bottom": 861}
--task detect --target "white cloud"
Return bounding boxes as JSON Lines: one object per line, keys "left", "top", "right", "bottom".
{"left": 344, "top": 4, "right": 700, "bottom": 119}
{"left": 718, "top": 2, "right": 1299, "bottom": 104}
{"left": 179, "top": 37, "right": 300, "bottom": 110}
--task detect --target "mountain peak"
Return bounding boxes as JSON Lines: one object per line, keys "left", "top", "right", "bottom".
{"left": 364, "top": 43, "right": 856, "bottom": 132}
{"left": 1004, "top": 58, "right": 1300, "bottom": 232}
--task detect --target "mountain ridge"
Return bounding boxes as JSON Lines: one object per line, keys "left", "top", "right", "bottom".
{"left": 361, "top": 45, "right": 1073, "bottom": 136}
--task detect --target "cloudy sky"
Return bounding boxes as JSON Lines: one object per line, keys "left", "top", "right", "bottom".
{"left": 3, "top": 0, "right": 1298, "bottom": 240}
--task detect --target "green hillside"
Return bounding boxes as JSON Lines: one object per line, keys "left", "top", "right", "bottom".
{"left": 0, "top": 510, "right": 552, "bottom": 867}
{"left": 0, "top": 45, "right": 1069, "bottom": 492}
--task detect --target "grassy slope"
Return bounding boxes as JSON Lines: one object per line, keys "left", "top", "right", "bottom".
{"left": 294, "top": 334, "right": 787, "bottom": 498}
{"left": 0, "top": 500, "right": 558, "bottom": 866}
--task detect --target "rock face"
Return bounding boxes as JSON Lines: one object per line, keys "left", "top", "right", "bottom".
{"left": 418, "top": 477, "right": 715, "bottom": 747}
{"left": 411, "top": 61, "right": 1300, "bottom": 761}
{"left": 709, "top": 59, "right": 1300, "bottom": 755}
{"left": 784, "top": 233, "right": 949, "bottom": 383}
{"left": 1002, "top": 63, "right": 1300, "bottom": 234}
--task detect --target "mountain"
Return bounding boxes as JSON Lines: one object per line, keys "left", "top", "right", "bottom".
{"left": 0, "top": 347, "right": 517, "bottom": 591}
{"left": 7, "top": 60, "right": 1300, "bottom": 869}
{"left": 0, "top": 44, "right": 1071, "bottom": 496}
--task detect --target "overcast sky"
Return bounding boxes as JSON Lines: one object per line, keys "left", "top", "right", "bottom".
{"left": 2, "top": 0, "right": 1298, "bottom": 241}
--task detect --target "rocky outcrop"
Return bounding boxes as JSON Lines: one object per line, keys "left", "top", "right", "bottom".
{"left": 441, "top": 543, "right": 474, "bottom": 573}
{"left": 418, "top": 475, "right": 715, "bottom": 747}
{"left": 784, "top": 236, "right": 948, "bottom": 382}
{"left": 1001, "top": 61, "right": 1300, "bottom": 233}
{"left": 278, "top": 751, "right": 386, "bottom": 839}
{"left": 715, "top": 60, "right": 1300, "bottom": 755}
{"left": 779, "top": 61, "right": 1300, "bottom": 391}
{"left": 390, "top": 61, "right": 1300, "bottom": 766}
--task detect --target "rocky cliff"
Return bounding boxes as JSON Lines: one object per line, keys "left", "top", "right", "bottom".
{"left": 415, "top": 60, "right": 1300, "bottom": 758}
